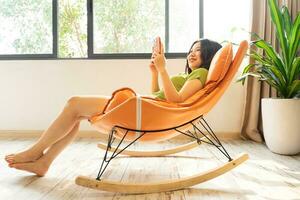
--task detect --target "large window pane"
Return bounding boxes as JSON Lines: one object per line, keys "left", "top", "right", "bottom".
{"left": 204, "top": 0, "right": 251, "bottom": 43}
{"left": 0, "top": 0, "right": 251, "bottom": 59}
{"left": 93, "top": 0, "right": 165, "bottom": 54}
{"left": 0, "top": 0, "right": 52, "bottom": 54}
{"left": 58, "top": 0, "right": 87, "bottom": 58}
{"left": 169, "top": 0, "right": 199, "bottom": 53}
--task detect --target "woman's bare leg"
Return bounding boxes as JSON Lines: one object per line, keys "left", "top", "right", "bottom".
{"left": 5, "top": 96, "right": 109, "bottom": 165}
{"left": 6, "top": 103, "right": 79, "bottom": 164}
{"left": 9, "top": 122, "right": 81, "bottom": 176}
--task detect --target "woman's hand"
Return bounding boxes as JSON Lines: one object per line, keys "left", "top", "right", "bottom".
{"left": 149, "top": 62, "right": 158, "bottom": 76}
{"left": 151, "top": 42, "right": 166, "bottom": 73}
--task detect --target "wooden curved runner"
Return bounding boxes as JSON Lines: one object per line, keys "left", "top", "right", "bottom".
{"left": 76, "top": 153, "right": 249, "bottom": 194}
{"left": 97, "top": 137, "right": 207, "bottom": 157}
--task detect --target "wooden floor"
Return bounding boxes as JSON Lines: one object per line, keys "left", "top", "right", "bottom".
{"left": 0, "top": 137, "right": 299, "bottom": 200}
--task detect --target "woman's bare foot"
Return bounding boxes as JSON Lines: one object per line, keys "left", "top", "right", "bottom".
{"left": 9, "top": 159, "right": 49, "bottom": 177}
{"left": 5, "top": 150, "right": 43, "bottom": 164}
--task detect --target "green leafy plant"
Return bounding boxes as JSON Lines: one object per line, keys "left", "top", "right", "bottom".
{"left": 237, "top": 0, "right": 300, "bottom": 98}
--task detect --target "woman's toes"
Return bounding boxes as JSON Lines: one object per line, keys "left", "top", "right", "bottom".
{"left": 5, "top": 154, "right": 11, "bottom": 159}
{"left": 10, "top": 161, "right": 48, "bottom": 177}
{"left": 4, "top": 151, "right": 43, "bottom": 164}
{"left": 5, "top": 155, "right": 15, "bottom": 164}
{"left": 5, "top": 154, "right": 13, "bottom": 160}
{"left": 6, "top": 159, "right": 14, "bottom": 164}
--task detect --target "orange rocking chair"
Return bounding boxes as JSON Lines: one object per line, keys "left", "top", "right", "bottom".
{"left": 75, "top": 40, "right": 249, "bottom": 194}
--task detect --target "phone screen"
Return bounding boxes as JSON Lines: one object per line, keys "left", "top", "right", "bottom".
{"left": 152, "top": 37, "right": 161, "bottom": 53}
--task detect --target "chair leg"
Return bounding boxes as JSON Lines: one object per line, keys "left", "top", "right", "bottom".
{"left": 96, "top": 126, "right": 147, "bottom": 180}
{"left": 196, "top": 116, "right": 232, "bottom": 161}
{"left": 174, "top": 115, "right": 232, "bottom": 161}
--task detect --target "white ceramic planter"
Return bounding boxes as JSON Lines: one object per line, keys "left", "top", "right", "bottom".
{"left": 262, "top": 98, "right": 300, "bottom": 155}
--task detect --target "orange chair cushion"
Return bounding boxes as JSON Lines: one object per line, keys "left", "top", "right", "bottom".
{"left": 205, "top": 43, "right": 233, "bottom": 84}
{"left": 103, "top": 88, "right": 136, "bottom": 114}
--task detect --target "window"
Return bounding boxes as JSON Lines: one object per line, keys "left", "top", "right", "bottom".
{"left": 203, "top": 0, "right": 251, "bottom": 71}
{"left": 0, "top": 0, "right": 250, "bottom": 59}
{"left": 169, "top": 0, "right": 200, "bottom": 53}
{"left": 58, "top": 0, "right": 87, "bottom": 58}
{"left": 0, "top": 0, "right": 56, "bottom": 58}
{"left": 203, "top": 0, "right": 251, "bottom": 44}
{"left": 93, "top": 0, "right": 165, "bottom": 54}
{"left": 89, "top": 0, "right": 201, "bottom": 58}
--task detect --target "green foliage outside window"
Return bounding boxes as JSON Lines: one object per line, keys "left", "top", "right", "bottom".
{"left": 0, "top": 0, "right": 52, "bottom": 54}
{"left": 93, "top": 0, "right": 164, "bottom": 54}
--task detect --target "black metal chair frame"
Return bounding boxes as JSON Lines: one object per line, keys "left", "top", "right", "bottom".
{"left": 96, "top": 114, "right": 232, "bottom": 180}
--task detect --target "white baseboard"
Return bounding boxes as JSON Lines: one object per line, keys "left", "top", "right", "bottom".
{"left": 0, "top": 130, "right": 241, "bottom": 140}
{"left": 0, "top": 130, "right": 104, "bottom": 139}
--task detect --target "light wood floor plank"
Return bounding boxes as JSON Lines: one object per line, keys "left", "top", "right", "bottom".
{"left": 229, "top": 140, "right": 300, "bottom": 199}
{"left": 0, "top": 137, "right": 299, "bottom": 200}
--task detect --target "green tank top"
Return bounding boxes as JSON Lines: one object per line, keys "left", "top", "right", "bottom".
{"left": 152, "top": 67, "right": 208, "bottom": 100}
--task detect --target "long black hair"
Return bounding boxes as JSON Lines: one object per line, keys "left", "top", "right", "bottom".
{"left": 185, "top": 39, "right": 222, "bottom": 74}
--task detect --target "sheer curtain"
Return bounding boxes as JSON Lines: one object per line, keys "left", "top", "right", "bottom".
{"left": 240, "top": 0, "right": 300, "bottom": 142}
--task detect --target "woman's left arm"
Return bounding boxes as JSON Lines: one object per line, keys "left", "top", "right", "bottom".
{"left": 152, "top": 43, "right": 203, "bottom": 103}
{"left": 160, "top": 70, "right": 203, "bottom": 102}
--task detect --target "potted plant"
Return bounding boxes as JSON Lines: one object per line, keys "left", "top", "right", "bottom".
{"left": 238, "top": 0, "right": 300, "bottom": 155}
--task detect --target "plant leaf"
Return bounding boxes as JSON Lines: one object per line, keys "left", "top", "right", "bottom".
{"left": 261, "top": 67, "right": 282, "bottom": 88}
{"left": 249, "top": 52, "right": 287, "bottom": 86}
{"left": 289, "top": 14, "right": 300, "bottom": 65}
{"left": 269, "top": 65, "right": 287, "bottom": 86}
{"left": 253, "top": 40, "right": 287, "bottom": 79}
{"left": 281, "top": 6, "right": 292, "bottom": 40}
{"left": 250, "top": 52, "right": 272, "bottom": 66}
{"left": 267, "top": 0, "right": 289, "bottom": 67}
{"left": 260, "top": 72, "right": 282, "bottom": 94}
{"left": 241, "top": 63, "right": 256, "bottom": 74}
{"left": 236, "top": 72, "right": 261, "bottom": 85}
{"left": 287, "top": 80, "right": 300, "bottom": 98}
{"left": 259, "top": 66, "right": 286, "bottom": 96}
{"left": 290, "top": 57, "right": 300, "bottom": 81}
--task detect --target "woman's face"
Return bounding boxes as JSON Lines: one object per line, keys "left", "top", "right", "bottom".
{"left": 187, "top": 42, "right": 202, "bottom": 70}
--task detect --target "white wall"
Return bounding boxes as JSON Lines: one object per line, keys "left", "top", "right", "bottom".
{"left": 0, "top": 59, "right": 245, "bottom": 133}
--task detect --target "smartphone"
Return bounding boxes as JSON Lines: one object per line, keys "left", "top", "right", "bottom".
{"left": 152, "top": 36, "right": 161, "bottom": 54}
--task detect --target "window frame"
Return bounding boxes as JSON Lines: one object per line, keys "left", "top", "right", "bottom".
{"left": 88, "top": 0, "right": 203, "bottom": 59}
{"left": 0, "top": 0, "right": 58, "bottom": 60}
{"left": 0, "top": 0, "right": 203, "bottom": 60}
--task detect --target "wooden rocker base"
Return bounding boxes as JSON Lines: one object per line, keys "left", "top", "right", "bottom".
{"left": 75, "top": 153, "right": 249, "bottom": 194}
{"left": 97, "top": 136, "right": 208, "bottom": 157}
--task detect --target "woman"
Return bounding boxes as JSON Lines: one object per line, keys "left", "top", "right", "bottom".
{"left": 151, "top": 39, "right": 221, "bottom": 102}
{"left": 4, "top": 38, "right": 221, "bottom": 176}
